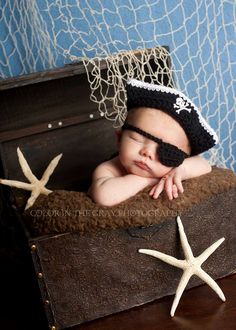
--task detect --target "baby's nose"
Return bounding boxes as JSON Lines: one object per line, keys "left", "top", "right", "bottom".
{"left": 140, "top": 146, "right": 155, "bottom": 160}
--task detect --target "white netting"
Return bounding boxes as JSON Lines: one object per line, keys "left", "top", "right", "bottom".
{"left": 0, "top": 0, "right": 235, "bottom": 171}
{"left": 80, "top": 47, "right": 174, "bottom": 127}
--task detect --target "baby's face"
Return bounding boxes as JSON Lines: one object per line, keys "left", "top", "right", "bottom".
{"left": 118, "top": 107, "right": 191, "bottom": 178}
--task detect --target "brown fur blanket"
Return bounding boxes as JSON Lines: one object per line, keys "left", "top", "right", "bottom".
{"left": 23, "top": 167, "right": 236, "bottom": 236}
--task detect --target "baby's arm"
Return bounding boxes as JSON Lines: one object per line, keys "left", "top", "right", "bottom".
{"left": 150, "top": 155, "right": 211, "bottom": 200}
{"left": 88, "top": 162, "right": 159, "bottom": 206}
{"left": 178, "top": 155, "right": 212, "bottom": 180}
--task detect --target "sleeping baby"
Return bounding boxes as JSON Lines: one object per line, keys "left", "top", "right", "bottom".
{"left": 88, "top": 79, "right": 218, "bottom": 206}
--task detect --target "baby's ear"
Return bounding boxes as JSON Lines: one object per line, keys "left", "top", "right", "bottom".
{"left": 115, "top": 129, "right": 122, "bottom": 144}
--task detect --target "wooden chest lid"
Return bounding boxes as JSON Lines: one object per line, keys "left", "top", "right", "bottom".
{"left": 0, "top": 63, "right": 117, "bottom": 201}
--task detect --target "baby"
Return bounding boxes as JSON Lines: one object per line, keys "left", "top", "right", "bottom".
{"left": 88, "top": 79, "right": 218, "bottom": 206}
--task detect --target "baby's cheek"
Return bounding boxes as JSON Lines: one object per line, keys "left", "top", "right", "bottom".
{"left": 119, "top": 146, "right": 132, "bottom": 164}
{"left": 118, "top": 153, "right": 130, "bottom": 172}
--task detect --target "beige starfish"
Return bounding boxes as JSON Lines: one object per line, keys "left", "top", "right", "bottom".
{"left": 0, "top": 147, "right": 62, "bottom": 210}
{"left": 139, "top": 216, "right": 226, "bottom": 317}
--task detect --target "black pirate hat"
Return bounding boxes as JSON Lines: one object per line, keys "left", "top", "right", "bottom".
{"left": 126, "top": 79, "right": 218, "bottom": 156}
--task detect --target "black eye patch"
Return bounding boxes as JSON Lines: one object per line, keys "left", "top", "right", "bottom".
{"left": 122, "top": 123, "right": 189, "bottom": 167}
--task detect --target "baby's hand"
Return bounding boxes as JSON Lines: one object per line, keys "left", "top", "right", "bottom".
{"left": 149, "top": 166, "right": 185, "bottom": 200}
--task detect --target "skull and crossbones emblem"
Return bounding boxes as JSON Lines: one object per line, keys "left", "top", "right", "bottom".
{"left": 174, "top": 97, "right": 192, "bottom": 114}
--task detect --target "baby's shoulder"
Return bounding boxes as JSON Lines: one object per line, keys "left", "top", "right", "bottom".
{"left": 93, "top": 156, "right": 126, "bottom": 178}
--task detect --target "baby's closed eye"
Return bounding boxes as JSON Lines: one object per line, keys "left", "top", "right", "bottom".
{"left": 128, "top": 132, "right": 144, "bottom": 143}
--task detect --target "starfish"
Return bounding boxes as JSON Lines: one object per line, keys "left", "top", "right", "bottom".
{"left": 0, "top": 147, "right": 62, "bottom": 210}
{"left": 139, "top": 216, "right": 226, "bottom": 317}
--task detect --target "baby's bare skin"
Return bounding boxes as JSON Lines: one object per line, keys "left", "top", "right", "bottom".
{"left": 88, "top": 156, "right": 160, "bottom": 206}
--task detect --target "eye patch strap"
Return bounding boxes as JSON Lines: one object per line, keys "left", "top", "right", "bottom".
{"left": 122, "top": 123, "right": 163, "bottom": 145}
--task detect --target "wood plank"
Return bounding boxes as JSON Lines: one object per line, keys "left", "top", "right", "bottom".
{"left": 0, "top": 74, "right": 97, "bottom": 134}
{"left": 0, "top": 111, "right": 102, "bottom": 142}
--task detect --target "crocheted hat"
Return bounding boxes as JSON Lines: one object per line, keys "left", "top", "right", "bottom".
{"left": 126, "top": 79, "right": 218, "bottom": 156}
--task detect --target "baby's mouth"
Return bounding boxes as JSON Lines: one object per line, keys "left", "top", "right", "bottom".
{"left": 134, "top": 161, "right": 151, "bottom": 172}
